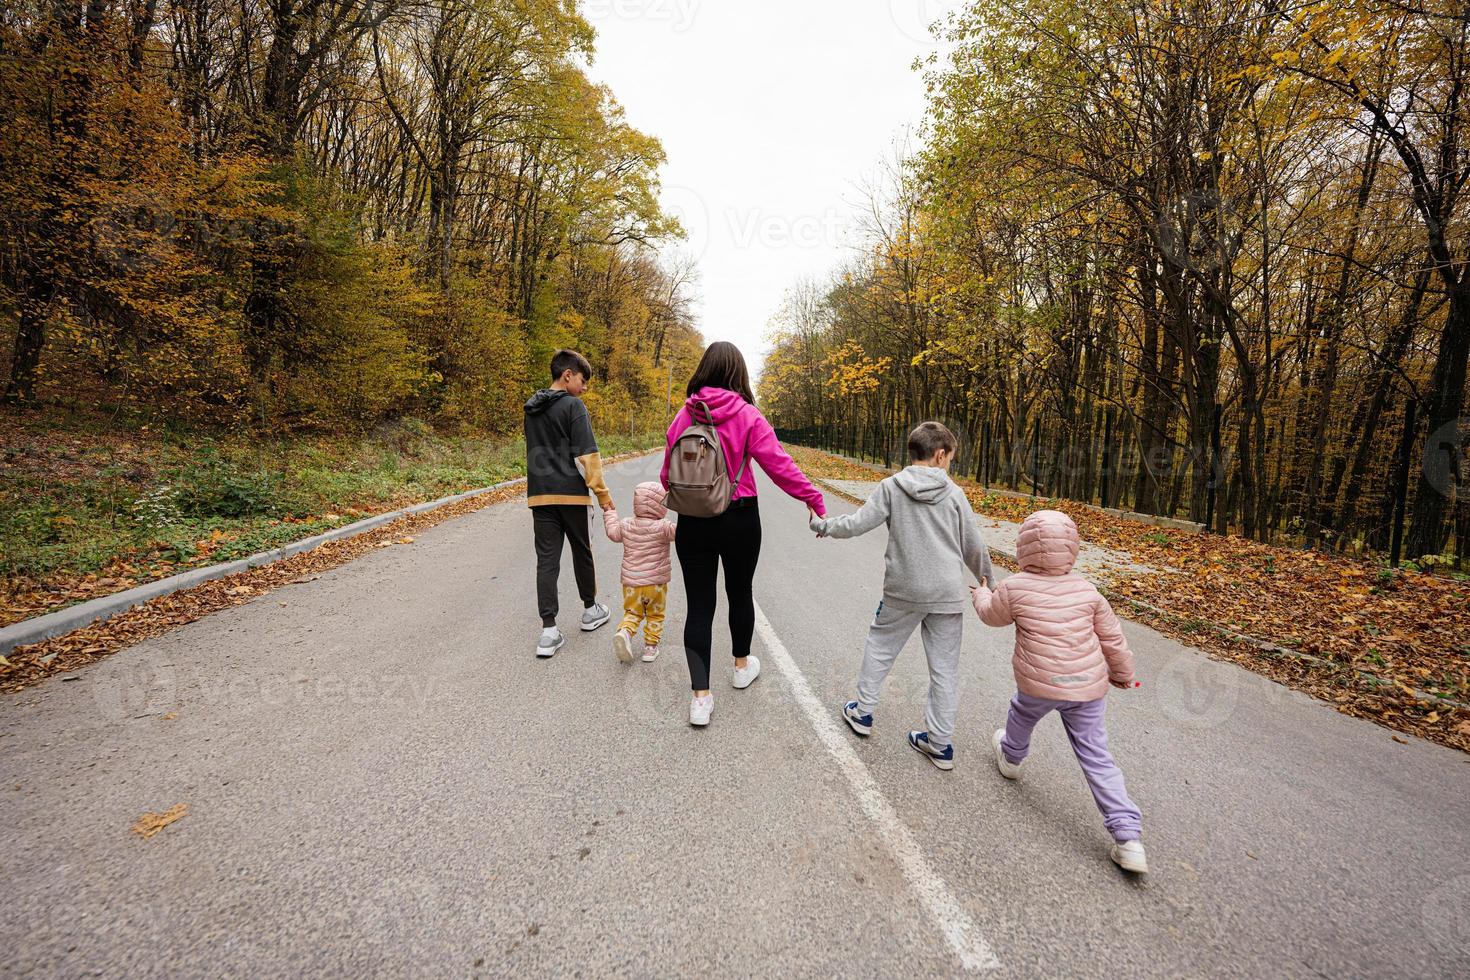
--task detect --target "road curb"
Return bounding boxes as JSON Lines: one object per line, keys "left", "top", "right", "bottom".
{"left": 0, "top": 477, "right": 527, "bottom": 656}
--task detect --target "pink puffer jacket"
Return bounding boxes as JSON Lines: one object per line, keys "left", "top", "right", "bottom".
{"left": 971, "top": 510, "right": 1135, "bottom": 701}
{"left": 603, "top": 481, "right": 678, "bottom": 587}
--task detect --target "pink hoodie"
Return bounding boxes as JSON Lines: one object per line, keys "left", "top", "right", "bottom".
{"left": 971, "top": 509, "right": 1136, "bottom": 701}
{"left": 659, "top": 386, "right": 827, "bottom": 517}
{"left": 603, "top": 481, "right": 678, "bottom": 587}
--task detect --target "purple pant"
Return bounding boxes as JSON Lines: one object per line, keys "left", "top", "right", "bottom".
{"left": 1001, "top": 691, "right": 1143, "bottom": 842}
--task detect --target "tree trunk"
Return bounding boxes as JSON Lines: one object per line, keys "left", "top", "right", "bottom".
{"left": 4, "top": 292, "right": 48, "bottom": 403}
{"left": 1405, "top": 284, "right": 1470, "bottom": 558}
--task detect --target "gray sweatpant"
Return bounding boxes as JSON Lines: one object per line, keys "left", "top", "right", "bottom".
{"left": 856, "top": 600, "right": 964, "bottom": 749}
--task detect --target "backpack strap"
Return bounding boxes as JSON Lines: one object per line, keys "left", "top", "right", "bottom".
{"left": 727, "top": 421, "right": 754, "bottom": 495}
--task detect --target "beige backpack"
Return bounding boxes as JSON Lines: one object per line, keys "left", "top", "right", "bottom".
{"left": 665, "top": 400, "right": 752, "bottom": 517}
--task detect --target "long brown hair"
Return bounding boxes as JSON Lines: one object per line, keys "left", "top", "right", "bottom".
{"left": 686, "top": 341, "right": 756, "bottom": 404}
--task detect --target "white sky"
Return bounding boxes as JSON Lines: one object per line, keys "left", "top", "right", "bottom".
{"left": 581, "top": 0, "right": 963, "bottom": 380}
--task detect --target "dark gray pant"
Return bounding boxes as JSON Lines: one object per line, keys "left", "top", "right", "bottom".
{"left": 533, "top": 505, "right": 596, "bottom": 627}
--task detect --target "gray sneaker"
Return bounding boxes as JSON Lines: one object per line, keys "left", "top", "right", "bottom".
{"left": 536, "top": 627, "right": 564, "bottom": 658}
{"left": 580, "top": 602, "right": 611, "bottom": 632}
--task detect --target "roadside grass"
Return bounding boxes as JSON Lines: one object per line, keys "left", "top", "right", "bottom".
{"left": 1, "top": 404, "right": 660, "bottom": 626}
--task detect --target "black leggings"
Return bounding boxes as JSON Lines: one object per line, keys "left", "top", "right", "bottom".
{"left": 675, "top": 501, "right": 762, "bottom": 691}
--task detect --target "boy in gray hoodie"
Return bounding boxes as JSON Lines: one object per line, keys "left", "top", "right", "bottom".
{"left": 810, "top": 422, "right": 993, "bottom": 770}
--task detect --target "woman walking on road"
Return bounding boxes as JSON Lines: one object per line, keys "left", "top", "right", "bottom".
{"left": 661, "top": 341, "right": 828, "bottom": 726}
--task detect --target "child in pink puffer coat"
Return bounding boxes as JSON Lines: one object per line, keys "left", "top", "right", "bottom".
{"left": 971, "top": 509, "right": 1148, "bottom": 874}
{"left": 603, "top": 481, "right": 677, "bottom": 664}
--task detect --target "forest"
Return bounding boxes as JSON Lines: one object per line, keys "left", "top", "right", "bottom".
{"left": 0, "top": 0, "right": 701, "bottom": 435}
{"left": 760, "top": 0, "right": 1469, "bottom": 566}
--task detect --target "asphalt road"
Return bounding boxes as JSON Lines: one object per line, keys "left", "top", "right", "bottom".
{"left": 3, "top": 453, "right": 1468, "bottom": 977}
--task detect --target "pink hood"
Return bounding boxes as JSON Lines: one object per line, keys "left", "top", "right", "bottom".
{"left": 972, "top": 510, "right": 1135, "bottom": 701}
{"left": 1016, "top": 509, "right": 1081, "bottom": 574}
{"left": 659, "top": 386, "right": 826, "bottom": 516}
{"left": 632, "top": 481, "right": 669, "bottom": 520}
{"left": 604, "top": 481, "right": 677, "bottom": 586}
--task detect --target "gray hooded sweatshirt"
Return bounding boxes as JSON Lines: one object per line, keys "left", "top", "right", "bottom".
{"left": 811, "top": 465, "right": 994, "bottom": 614}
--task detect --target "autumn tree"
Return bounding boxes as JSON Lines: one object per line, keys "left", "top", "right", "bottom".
{"left": 1, "top": 0, "right": 699, "bottom": 438}
{"left": 763, "top": 0, "right": 1465, "bottom": 563}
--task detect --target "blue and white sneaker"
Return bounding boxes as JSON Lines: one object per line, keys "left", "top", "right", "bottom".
{"left": 907, "top": 731, "right": 954, "bottom": 771}
{"left": 842, "top": 701, "right": 872, "bottom": 737}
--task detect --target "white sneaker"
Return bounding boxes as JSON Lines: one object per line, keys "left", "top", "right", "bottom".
{"left": 992, "top": 728, "right": 1023, "bottom": 780}
{"left": 732, "top": 655, "right": 761, "bottom": 689}
{"left": 641, "top": 644, "right": 660, "bottom": 662}
{"left": 613, "top": 628, "right": 635, "bottom": 664}
{"left": 536, "top": 627, "right": 564, "bottom": 658}
{"left": 689, "top": 693, "right": 713, "bottom": 727}
{"left": 1110, "top": 840, "right": 1148, "bottom": 874}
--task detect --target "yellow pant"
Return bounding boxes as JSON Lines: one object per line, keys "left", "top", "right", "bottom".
{"left": 619, "top": 584, "right": 667, "bottom": 646}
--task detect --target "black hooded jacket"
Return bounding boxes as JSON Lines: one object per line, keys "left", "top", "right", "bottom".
{"left": 523, "top": 389, "right": 611, "bottom": 508}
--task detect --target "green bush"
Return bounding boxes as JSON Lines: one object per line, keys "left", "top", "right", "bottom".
{"left": 172, "top": 449, "right": 286, "bottom": 520}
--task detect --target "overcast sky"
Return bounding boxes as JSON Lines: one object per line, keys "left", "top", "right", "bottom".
{"left": 582, "top": 0, "right": 962, "bottom": 381}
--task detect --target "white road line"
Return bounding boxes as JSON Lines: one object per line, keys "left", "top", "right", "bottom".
{"left": 752, "top": 601, "right": 1002, "bottom": 972}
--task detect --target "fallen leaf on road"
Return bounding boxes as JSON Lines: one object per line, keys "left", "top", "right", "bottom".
{"left": 162, "top": 712, "right": 177, "bottom": 721}
{"left": 227, "top": 585, "right": 254, "bottom": 596}
{"left": 1391, "top": 735, "right": 1409, "bottom": 744}
{"left": 132, "top": 802, "right": 188, "bottom": 839}
{"left": 397, "top": 537, "right": 414, "bottom": 545}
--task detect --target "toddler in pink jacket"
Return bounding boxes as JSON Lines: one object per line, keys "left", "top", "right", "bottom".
{"left": 971, "top": 509, "right": 1148, "bottom": 874}
{"left": 603, "top": 481, "right": 677, "bottom": 664}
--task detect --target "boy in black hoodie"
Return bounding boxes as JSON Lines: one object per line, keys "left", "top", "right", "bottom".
{"left": 525, "top": 349, "right": 614, "bottom": 657}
